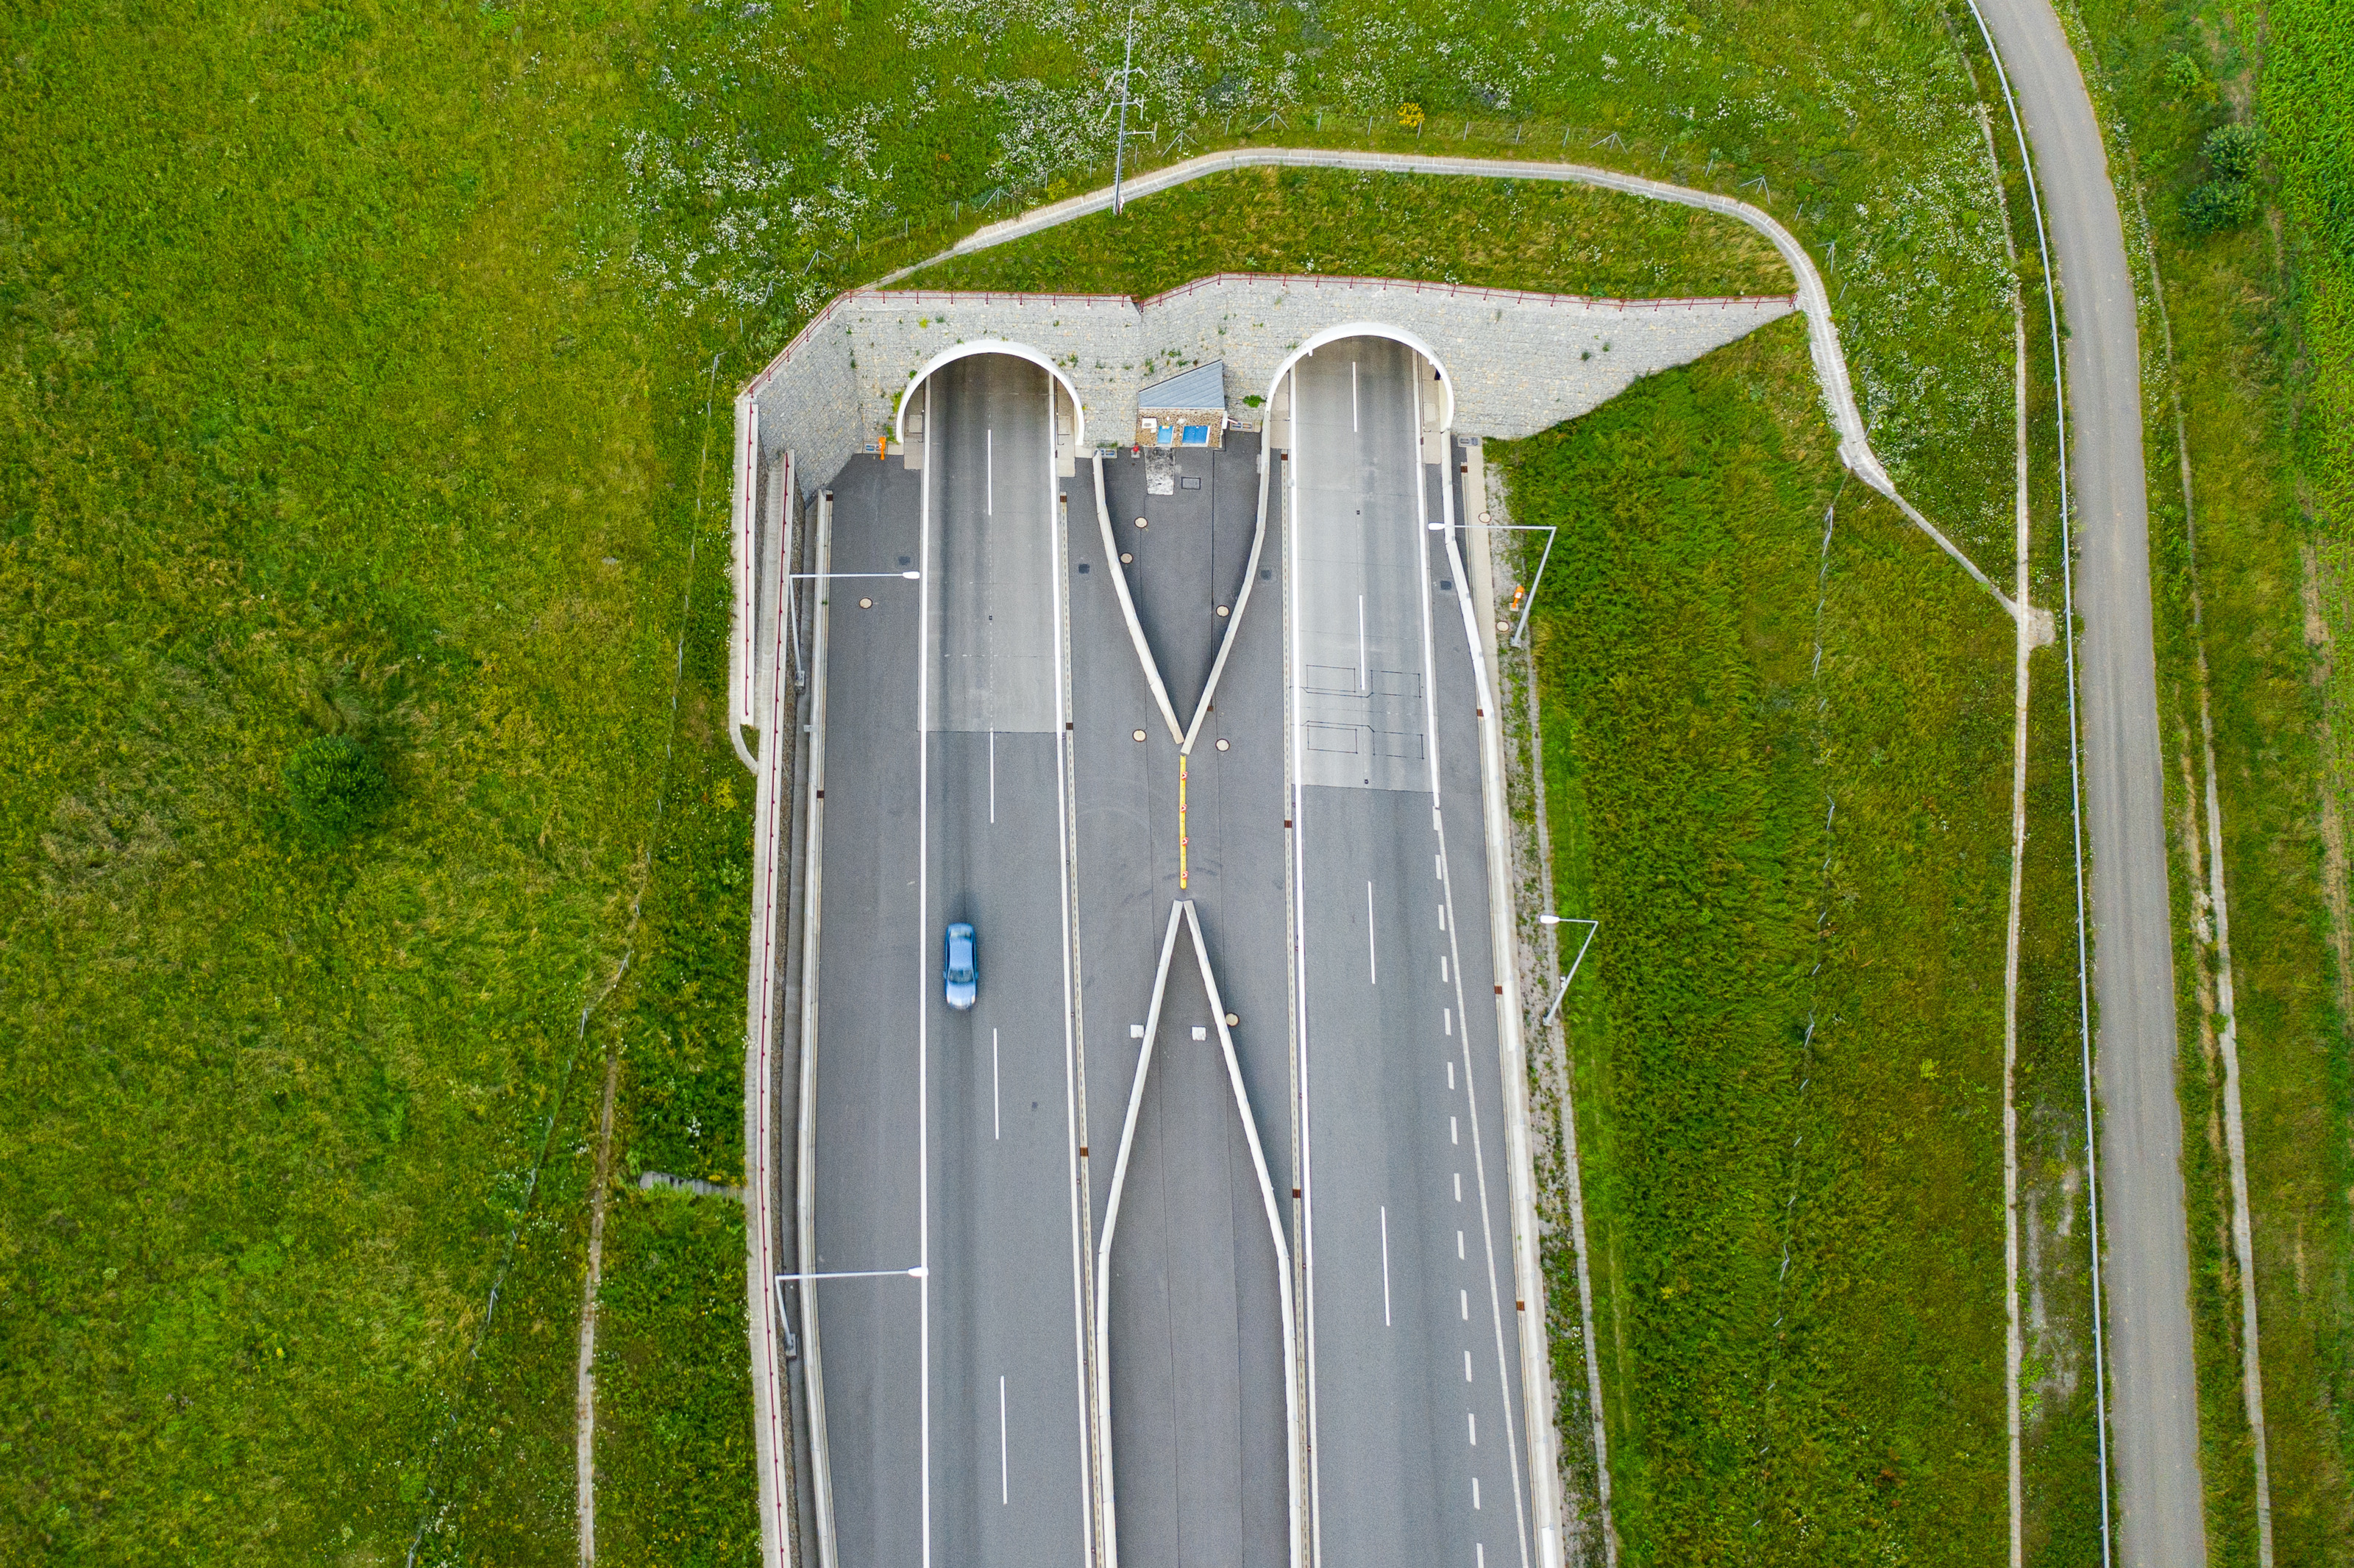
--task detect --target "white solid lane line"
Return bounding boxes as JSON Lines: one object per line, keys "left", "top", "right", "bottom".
{"left": 917, "top": 357, "right": 936, "bottom": 1568}
{"left": 1381, "top": 1205, "right": 1393, "bottom": 1328}
{"left": 1357, "top": 594, "right": 1368, "bottom": 691}
{"left": 1367, "top": 881, "right": 1378, "bottom": 984}
{"left": 985, "top": 427, "right": 993, "bottom": 517}
{"left": 1284, "top": 368, "right": 1326, "bottom": 1568}
{"left": 1351, "top": 360, "right": 1359, "bottom": 431}
{"left": 988, "top": 727, "right": 996, "bottom": 824}
{"left": 1050, "top": 389, "right": 1093, "bottom": 1560}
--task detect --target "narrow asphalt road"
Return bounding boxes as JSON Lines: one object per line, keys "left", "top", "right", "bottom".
{"left": 1971, "top": 3, "right": 2206, "bottom": 1562}
{"left": 1290, "top": 337, "right": 1531, "bottom": 1568}
{"left": 805, "top": 354, "right": 1092, "bottom": 1568}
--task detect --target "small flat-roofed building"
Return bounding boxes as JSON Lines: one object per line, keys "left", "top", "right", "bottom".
{"left": 1136, "top": 360, "right": 1228, "bottom": 449}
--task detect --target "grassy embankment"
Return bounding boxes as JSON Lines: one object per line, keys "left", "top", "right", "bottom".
{"left": 0, "top": 6, "right": 757, "bottom": 1561}
{"left": 912, "top": 168, "right": 1791, "bottom": 300}
{"left": 1507, "top": 313, "right": 2019, "bottom": 1563}
{"left": 2060, "top": 0, "right": 2354, "bottom": 1556}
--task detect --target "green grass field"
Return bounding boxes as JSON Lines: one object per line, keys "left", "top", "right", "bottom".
{"left": 0, "top": 5, "right": 754, "bottom": 1559}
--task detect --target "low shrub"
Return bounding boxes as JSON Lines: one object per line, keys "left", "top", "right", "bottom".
{"left": 282, "top": 735, "right": 388, "bottom": 838}
{"left": 2181, "top": 122, "right": 2266, "bottom": 235}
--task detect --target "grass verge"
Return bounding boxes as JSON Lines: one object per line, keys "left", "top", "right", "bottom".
{"left": 593, "top": 1189, "right": 761, "bottom": 1567}
{"left": 1514, "top": 313, "right": 2018, "bottom": 1562}
{"left": 907, "top": 166, "right": 1793, "bottom": 300}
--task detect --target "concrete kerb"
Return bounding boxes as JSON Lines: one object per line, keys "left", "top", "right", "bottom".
{"left": 1179, "top": 439, "right": 1276, "bottom": 756}
{"left": 745, "top": 456, "right": 802, "bottom": 1568}
{"left": 1182, "top": 900, "right": 1305, "bottom": 1568}
{"left": 792, "top": 488, "right": 839, "bottom": 1568}
{"left": 1091, "top": 904, "right": 1189, "bottom": 1568}
{"left": 1090, "top": 452, "right": 1185, "bottom": 745}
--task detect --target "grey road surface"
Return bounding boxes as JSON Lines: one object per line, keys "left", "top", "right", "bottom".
{"left": 1101, "top": 924, "right": 1290, "bottom": 1568}
{"left": 808, "top": 352, "right": 1092, "bottom": 1568}
{"left": 1972, "top": 4, "right": 2205, "bottom": 1562}
{"left": 1290, "top": 338, "right": 1531, "bottom": 1568}
{"left": 1074, "top": 438, "right": 1293, "bottom": 1567}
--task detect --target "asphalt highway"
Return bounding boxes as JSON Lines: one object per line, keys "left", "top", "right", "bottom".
{"left": 1971, "top": 4, "right": 2206, "bottom": 1562}
{"left": 807, "top": 353, "right": 1092, "bottom": 1568}
{"left": 802, "top": 343, "right": 1538, "bottom": 1567}
{"left": 1289, "top": 337, "right": 1532, "bottom": 1568}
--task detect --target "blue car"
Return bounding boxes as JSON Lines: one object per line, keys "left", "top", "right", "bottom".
{"left": 943, "top": 922, "right": 978, "bottom": 1011}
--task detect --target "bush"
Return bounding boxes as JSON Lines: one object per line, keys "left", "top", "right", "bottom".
{"left": 282, "top": 735, "right": 389, "bottom": 837}
{"left": 2183, "top": 178, "right": 2261, "bottom": 235}
{"left": 2180, "top": 123, "right": 2265, "bottom": 236}
{"left": 2203, "top": 121, "right": 2266, "bottom": 181}
{"left": 2161, "top": 53, "right": 2216, "bottom": 107}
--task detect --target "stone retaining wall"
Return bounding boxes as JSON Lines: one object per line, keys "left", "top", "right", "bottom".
{"left": 742, "top": 274, "right": 1793, "bottom": 489}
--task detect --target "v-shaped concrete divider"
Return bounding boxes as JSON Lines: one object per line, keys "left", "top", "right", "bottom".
{"left": 1094, "top": 899, "right": 1301, "bottom": 1568}
{"left": 1090, "top": 446, "right": 1276, "bottom": 755}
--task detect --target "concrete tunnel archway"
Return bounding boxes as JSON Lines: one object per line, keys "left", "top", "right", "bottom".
{"left": 893, "top": 338, "right": 1087, "bottom": 450}
{"left": 1262, "top": 320, "right": 1457, "bottom": 432}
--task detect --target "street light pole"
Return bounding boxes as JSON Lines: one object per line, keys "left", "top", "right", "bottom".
{"left": 1429, "top": 518, "right": 1558, "bottom": 646}
{"left": 1538, "top": 915, "right": 1599, "bottom": 1027}
{"left": 1112, "top": 8, "right": 1136, "bottom": 216}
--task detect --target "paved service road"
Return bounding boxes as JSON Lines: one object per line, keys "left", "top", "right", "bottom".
{"left": 1289, "top": 337, "right": 1532, "bottom": 1568}
{"left": 1972, "top": 3, "right": 2206, "bottom": 1562}
{"left": 808, "top": 352, "right": 1092, "bottom": 1568}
